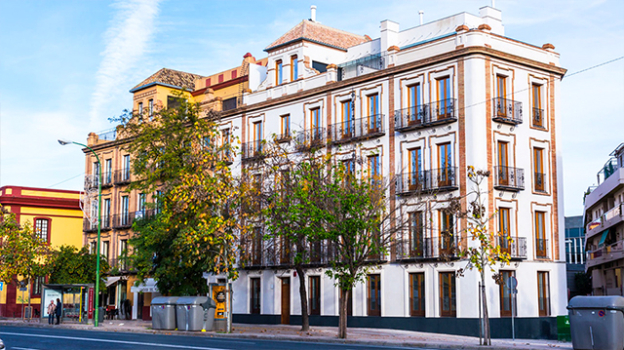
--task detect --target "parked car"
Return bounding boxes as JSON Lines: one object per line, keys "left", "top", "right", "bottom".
{"left": 0, "top": 337, "right": 4, "bottom": 349}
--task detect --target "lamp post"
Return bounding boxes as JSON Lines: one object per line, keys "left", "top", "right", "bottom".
{"left": 58, "top": 139, "right": 102, "bottom": 327}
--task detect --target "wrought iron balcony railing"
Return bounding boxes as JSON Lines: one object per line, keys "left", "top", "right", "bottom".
{"left": 113, "top": 169, "right": 131, "bottom": 185}
{"left": 84, "top": 216, "right": 112, "bottom": 232}
{"left": 492, "top": 97, "right": 523, "bottom": 125}
{"left": 241, "top": 140, "right": 265, "bottom": 161}
{"left": 294, "top": 127, "right": 326, "bottom": 151}
{"left": 274, "top": 132, "right": 292, "bottom": 143}
{"left": 428, "top": 167, "right": 459, "bottom": 191}
{"left": 396, "top": 171, "right": 427, "bottom": 195}
{"left": 396, "top": 235, "right": 460, "bottom": 261}
{"left": 394, "top": 98, "right": 458, "bottom": 131}
{"left": 329, "top": 115, "right": 384, "bottom": 144}
{"left": 109, "top": 257, "right": 133, "bottom": 272}
{"left": 535, "top": 172, "right": 547, "bottom": 193}
{"left": 536, "top": 238, "right": 549, "bottom": 259}
{"left": 532, "top": 107, "right": 545, "bottom": 129}
{"left": 396, "top": 168, "right": 458, "bottom": 194}
{"left": 102, "top": 172, "right": 113, "bottom": 188}
{"left": 497, "top": 235, "right": 527, "bottom": 259}
{"left": 493, "top": 166, "right": 525, "bottom": 191}
{"left": 112, "top": 212, "right": 136, "bottom": 229}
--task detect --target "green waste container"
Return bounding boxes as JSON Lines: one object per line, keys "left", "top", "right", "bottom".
{"left": 557, "top": 315, "right": 571, "bottom": 341}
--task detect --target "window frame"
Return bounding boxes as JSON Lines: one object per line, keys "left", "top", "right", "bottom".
{"left": 535, "top": 211, "right": 547, "bottom": 258}
{"left": 531, "top": 83, "right": 544, "bottom": 128}
{"left": 499, "top": 270, "right": 516, "bottom": 317}
{"left": 367, "top": 274, "right": 381, "bottom": 316}
{"left": 533, "top": 147, "right": 545, "bottom": 192}
{"left": 290, "top": 55, "right": 298, "bottom": 82}
{"left": 309, "top": 276, "right": 321, "bottom": 315}
{"left": 537, "top": 271, "right": 550, "bottom": 316}
{"left": 439, "top": 271, "right": 456, "bottom": 317}
{"left": 250, "top": 277, "right": 261, "bottom": 314}
{"left": 34, "top": 217, "right": 51, "bottom": 243}
{"left": 409, "top": 272, "right": 425, "bottom": 317}
{"left": 276, "top": 59, "right": 283, "bottom": 85}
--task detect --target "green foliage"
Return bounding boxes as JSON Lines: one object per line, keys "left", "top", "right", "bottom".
{"left": 0, "top": 206, "right": 52, "bottom": 284}
{"left": 48, "top": 245, "right": 110, "bottom": 292}
{"left": 113, "top": 94, "right": 247, "bottom": 296}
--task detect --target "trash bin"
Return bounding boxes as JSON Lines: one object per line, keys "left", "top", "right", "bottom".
{"left": 200, "top": 299, "right": 217, "bottom": 331}
{"left": 98, "top": 307, "right": 105, "bottom": 324}
{"left": 175, "top": 296, "right": 209, "bottom": 331}
{"left": 567, "top": 296, "right": 624, "bottom": 350}
{"left": 151, "top": 297, "right": 179, "bottom": 330}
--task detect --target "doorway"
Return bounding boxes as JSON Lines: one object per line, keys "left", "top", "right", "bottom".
{"left": 280, "top": 277, "right": 290, "bottom": 324}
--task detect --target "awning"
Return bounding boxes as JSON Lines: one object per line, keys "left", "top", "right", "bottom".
{"left": 130, "top": 278, "right": 158, "bottom": 293}
{"left": 106, "top": 276, "right": 121, "bottom": 288}
{"left": 598, "top": 229, "right": 610, "bottom": 246}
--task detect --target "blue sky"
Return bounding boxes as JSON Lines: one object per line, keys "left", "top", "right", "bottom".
{"left": 0, "top": 0, "right": 622, "bottom": 216}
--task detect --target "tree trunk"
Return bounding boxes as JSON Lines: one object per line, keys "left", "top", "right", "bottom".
{"left": 481, "top": 277, "right": 491, "bottom": 345}
{"left": 338, "top": 288, "right": 349, "bottom": 339}
{"left": 296, "top": 266, "right": 309, "bottom": 331}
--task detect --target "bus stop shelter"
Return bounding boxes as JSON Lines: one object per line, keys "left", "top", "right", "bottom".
{"left": 41, "top": 284, "right": 94, "bottom": 324}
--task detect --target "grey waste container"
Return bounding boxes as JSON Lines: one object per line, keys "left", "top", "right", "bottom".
{"left": 567, "top": 296, "right": 624, "bottom": 350}
{"left": 200, "top": 299, "right": 217, "bottom": 331}
{"left": 98, "top": 307, "right": 105, "bottom": 323}
{"left": 151, "top": 297, "right": 179, "bottom": 330}
{"left": 176, "top": 296, "right": 209, "bottom": 331}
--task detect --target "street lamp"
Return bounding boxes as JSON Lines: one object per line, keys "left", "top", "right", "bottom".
{"left": 58, "top": 139, "right": 102, "bottom": 327}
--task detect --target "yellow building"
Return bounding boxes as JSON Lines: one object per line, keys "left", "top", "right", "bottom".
{"left": 0, "top": 186, "right": 83, "bottom": 318}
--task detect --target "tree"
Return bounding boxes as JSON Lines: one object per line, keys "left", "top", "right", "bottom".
{"left": 48, "top": 245, "right": 110, "bottom": 291}
{"left": 251, "top": 137, "right": 328, "bottom": 331}
{"left": 113, "top": 95, "right": 247, "bottom": 296}
{"left": 455, "top": 166, "right": 512, "bottom": 346}
{"left": 319, "top": 156, "right": 405, "bottom": 339}
{"left": 0, "top": 206, "right": 52, "bottom": 309}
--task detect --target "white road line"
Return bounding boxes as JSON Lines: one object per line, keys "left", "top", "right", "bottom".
{"left": 12, "top": 347, "right": 41, "bottom": 350}
{"left": 0, "top": 332, "right": 227, "bottom": 350}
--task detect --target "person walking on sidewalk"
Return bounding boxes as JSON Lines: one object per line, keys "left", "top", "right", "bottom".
{"left": 47, "top": 300, "right": 56, "bottom": 325}
{"left": 55, "top": 298, "right": 62, "bottom": 325}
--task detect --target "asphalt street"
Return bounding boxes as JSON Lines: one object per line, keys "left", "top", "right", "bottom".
{"left": 0, "top": 325, "right": 432, "bottom": 350}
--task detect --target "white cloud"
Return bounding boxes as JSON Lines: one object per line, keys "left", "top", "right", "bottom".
{"left": 89, "top": 0, "right": 162, "bottom": 131}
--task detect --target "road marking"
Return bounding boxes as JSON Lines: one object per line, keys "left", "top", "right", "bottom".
{"left": 0, "top": 332, "right": 227, "bottom": 350}
{"left": 12, "top": 347, "right": 41, "bottom": 350}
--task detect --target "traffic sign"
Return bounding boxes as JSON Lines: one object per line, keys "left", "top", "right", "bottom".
{"left": 0, "top": 281, "right": 3, "bottom": 291}
{"left": 506, "top": 276, "right": 518, "bottom": 290}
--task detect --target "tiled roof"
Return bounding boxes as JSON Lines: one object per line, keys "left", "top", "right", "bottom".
{"left": 265, "top": 20, "right": 369, "bottom": 51}
{"left": 131, "top": 68, "right": 204, "bottom": 92}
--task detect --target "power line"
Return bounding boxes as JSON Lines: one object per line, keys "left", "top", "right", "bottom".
{"left": 47, "top": 173, "right": 84, "bottom": 189}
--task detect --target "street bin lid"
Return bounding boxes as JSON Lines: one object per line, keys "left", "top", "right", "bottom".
{"left": 568, "top": 296, "right": 624, "bottom": 309}
{"left": 151, "top": 297, "right": 179, "bottom": 305}
{"left": 176, "top": 296, "right": 208, "bottom": 305}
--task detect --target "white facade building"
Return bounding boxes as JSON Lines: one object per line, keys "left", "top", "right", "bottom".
{"left": 202, "top": 6, "right": 567, "bottom": 339}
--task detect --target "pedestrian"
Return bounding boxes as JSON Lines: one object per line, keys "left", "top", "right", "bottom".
{"left": 55, "top": 298, "right": 62, "bottom": 325}
{"left": 47, "top": 300, "right": 56, "bottom": 325}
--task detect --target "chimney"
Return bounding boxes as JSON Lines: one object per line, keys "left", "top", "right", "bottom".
{"left": 310, "top": 5, "right": 317, "bottom": 22}
{"left": 380, "top": 20, "right": 400, "bottom": 52}
{"left": 491, "top": 0, "right": 496, "bottom": 8}
{"left": 419, "top": 10, "right": 424, "bottom": 25}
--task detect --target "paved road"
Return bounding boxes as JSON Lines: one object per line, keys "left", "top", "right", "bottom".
{"left": 0, "top": 325, "right": 432, "bottom": 350}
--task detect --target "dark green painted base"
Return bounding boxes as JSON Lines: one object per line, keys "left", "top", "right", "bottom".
{"left": 233, "top": 314, "right": 558, "bottom": 340}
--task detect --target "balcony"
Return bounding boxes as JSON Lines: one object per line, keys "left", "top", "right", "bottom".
{"left": 493, "top": 166, "right": 525, "bottom": 192}
{"left": 586, "top": 240, "right": 624, "bottom": 269}
{"left": 101, "top": 172, "right": 113, "bottom": 188}
{"left": 535, "top": 172, "right": 547, "bottom": 193}
{"left": 428, "top": 167, "right": 459, "bottom": 192}
{"left": 83, "top": 215, "right": 112, "bottom": 233}
{"left": 532, "top": 108, "right": 545, "bottom": 129}
{"left": 294, "top": 127, "right": 326, "bottom": 151}
{"left": 535, "top": 238, "right": 549, "bottom": 259}
{"left": 109, "top": 257, "right": 133, "bottom": 272}
{"left": 242, "top": 239, "right": 340, "bottom": 269}
{"left": 497, "top": 236, "right": 527, "bottom": 260}
{"left": 492, "top": 97, "right": 523, "bottom": 125}
{"left": 113, "top": 169, "right": 131, "bottom": 185}
{"left": 396, "top": 171, "right": 427, "bottom": 195}
{"left": 219, "top": 150, "right": 234, "bottom": 165}
{"left": 112, "top": 212, "right": 136, "bottom": 229}
{"left": 274, "top": 132, "right": 292, "bottom": 143}
{"left": 329, "top": 115, "right": 385, "bottom": 145}
{"left": 396, "top": 235, "right": 461, "bottom": 261}
{"left": 586, "top": 204, "right": 623, "bottom": 239}
{"left": 394, "top": 99, "right": 458, "bottom": 132}
{"left": 241, "top": 140, "right": 265, "bottom": 162}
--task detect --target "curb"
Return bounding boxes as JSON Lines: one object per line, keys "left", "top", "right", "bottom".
{"left": 0, "top": 321, "right": 569, "bottom": 350}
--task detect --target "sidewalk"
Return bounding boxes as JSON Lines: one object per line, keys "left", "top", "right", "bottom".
{"left": 0, "top": 318, "right": 572, "bottom": 350}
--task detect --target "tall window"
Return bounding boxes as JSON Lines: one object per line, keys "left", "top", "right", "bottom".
{"left": 497, "top": 141, "right": 509, "bottom": 186}
{"left": 280, "top": 115, "right": 290, "bottom": 137}
{"left": 537, "top": 271, "right": 550, "bottom": 316}
{"left": 495, "top": 75, "right": 508, "bottom": 118}
{"left": 408, "top": 148, "right": 422, "bottom": 190}
{"left": 436, "top": 76, "right": 452, "bottom": 118}
{"left": 102, "top": 241, "right": 110, "bottom": 261}
{"left": 341, "top": 101, "right": 353, "bottom": 138}
{"left": 535, "top": 211, "right": 547, "bottom": 258}
{"left": 123, "top": 155, "right": 131, "bottom": 180}
{"left": 252, "top": 227, "right": 262, "bottom": 265}
{"left": 368, "top": 154, "right": 381, "bottom": 184}
{"left": 290, "top": 55, "right": 298, "bottom": 81}
{"left": 439, "top": 211, "right": 455, "bottom": 254}
{"left": 138, "top": 102, "right": 143, "bottom": 115}
{"left": 253, "top": 121, "right": 263, "bottom": 155}
{"left": 534, "top": 148, "right": 545, "bottom": 192}
{"left": 90, "top": 241, "right": 96, "bottom": 254}
{"left": 32, "top": 276, "right": 44, "bottom": 296}
{"left": 439, "top": 272, "right": 456, "bottom": 317}
{"left": 103, "top": 198, "right": 111, "bottom": 226}
{"left": 409, "top": 273, "right": 425, "bottom": 316}
{"left": 93, "top": 162, "right": 100, "bottom": 186}
{"left": 276, "top": 60, "right": 283, "bottom": 85}
{"left": 499, "top": 270, "right": 516, "bottom": 317}
{"left": 138, "top": 193, "right": 146, "bottom": 214}
{"left": 408, "top": 84, "right": 423, "bottom": 124}
{"left": 499, "top": 208, "right": 511, "bottom": 255}
{"left": 532, "top": 84, "right": 543, "bottom": 128}
{"left": 409, "top": 212, "right": 424, "bottom": 257}
{"left": 309, "top": 276, "right": 321, "bottom": 315}
{"left": 35, "top": 219, "right": 49, "bottom": 242}
{"left": 250, "top": 278, "right": 261, "bottom": 314}
{"left": 310, "top": 108, "right": 322, "bottom": 141}
{"left": 437, "top": 143, "right": 453, "bottom": 187}
{"left": 120, "top": 239, "right": 128, "bottom": 269}
{"left": 148, "top": 99, "right": 154, "bottom": 117}
{"left": 121, "top": 196, "right": 129, "bottom": 225}
{"left": 367, "top": 94, "right": 380, "bottom": 132}
{"left": 367, "top": 274, "right": 381, "bottom": 316}
{"left": 155, "top": 190, "right": 162, "bottom": 214}
{"left": 104, "top": 159, "right": 112, "bottom": 183}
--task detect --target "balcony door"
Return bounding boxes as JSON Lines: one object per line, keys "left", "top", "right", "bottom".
{"left": 535, "top": 211, "right": 547, "bottom": 258}
{"left": 367, "top": 274, "right": 381, "bottom": 316}
{"left": 439, "top": 211, "right": 455, "bottom": 256}
{"left": 341, "top": 101, "right": 353, "bottom": 139}
{"left": 408, "top": 84, "right": 423, "bottom": 125}
{"left": 311, "top": 108, "right": 322, "bottom": 142}
{"left": 408, "top": 148, "right": 422, "bottom": 191}
{"left": 436, "top": 76, "right": 451, "bottom": 119}
{"left": 498, "top": 141, "right": 509, "bottom": 186}
{"left": 409, "top": 212, "right": 424, "bottom": 258}
{"left": 499, "top": 270, "right": 516, "bottom": 317}
{"left": 367, "top": 94, "right": 380, "bottom": 133}
{"left": 498, "top": 208, "right": 511, "bottom": 255}
{"left": 534, "top": 148, "right": 545, "bottom": 192}
{"left": 439, "top": 272, "right": 456, "bottom": 317}
{"left": 253, "top": 121, "right": 263, "bottom": 156}
{"left": 532, "top": 84, "right": 543, "bottom": 128}
{"left": 437, "top": 143, "right": 452, "bottom": 187}
{"left": 280, "top": 277, "right": 290, "bottom": 324}
{"left": 496, "top": 75, "right": 508, "bottom": 117}
{"left": 409, "top": 273, "right": 425, "bottom": 317}
{"left": 121, "top": 196, "right": 129, "bottom": 226}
